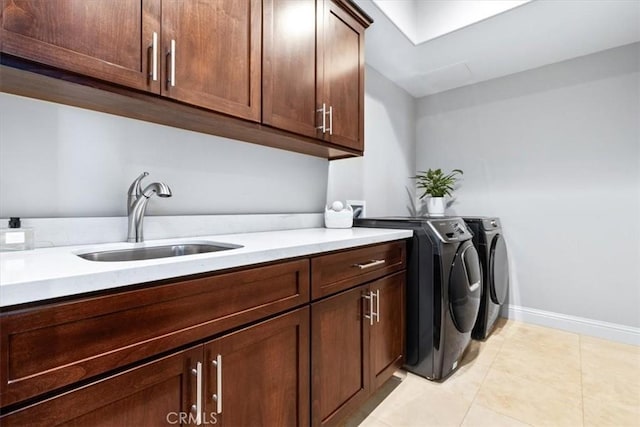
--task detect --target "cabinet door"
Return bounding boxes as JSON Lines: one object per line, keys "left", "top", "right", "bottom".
{"left": 204, "top": 307, "right": 310, "bottom": 427}
{"left": 0, "top": 0, "right": 161, "bottom": 93}
{"left": 0, "top": 346, "right": 201, "bottom": 427}
{"left": 161, "top": 0, "right": 261, "bottom": 122}
{"left": 263, "top": 0, "right": 319, "bottom": 138}
{"left": 370, "top": 271, "right": 406, "bottom": 389}
{"left": 311, "top": 285, "right": 370, "bottom": 427}
{"left": 318, "top": 0, "right": 366, "bottom": 151}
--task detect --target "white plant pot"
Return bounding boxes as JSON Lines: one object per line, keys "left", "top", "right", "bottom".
{"left": 425, "top": 197, "right": 446, "bottom": 216}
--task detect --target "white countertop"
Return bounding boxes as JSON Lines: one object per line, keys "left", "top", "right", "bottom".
{"left": 0, "top": 227, "right": 412, "bottom": 307}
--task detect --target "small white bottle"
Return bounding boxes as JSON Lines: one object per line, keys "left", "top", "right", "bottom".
{"left": 0, "top": 217, "right": 34, "bottom": 251}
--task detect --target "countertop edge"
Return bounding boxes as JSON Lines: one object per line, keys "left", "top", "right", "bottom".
{"left": 0, "top": 228, "right": 413, "bottom": 308}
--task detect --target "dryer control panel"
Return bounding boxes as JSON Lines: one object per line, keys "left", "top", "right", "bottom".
{"left": 427, "top": 218, "right": 473, "bottom": 243}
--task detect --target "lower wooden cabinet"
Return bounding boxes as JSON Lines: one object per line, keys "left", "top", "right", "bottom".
{"left": 0, "top": 308, "right": 310, "bottom": 427}
{"left": 311, "top": 271, "right": 405, "bottom": 427}
{"left": 204, "top": 307, "right": 310, "bottom": 427}
{"left": 370, "top": 271, "right": 406, "bottom": 390}
{"left": 311, "top": 285, "right": 370, "bottom": 427}
{"left": 0, "top": 240, "right": 406, "bottom": 427}
{"left": 0, "top": 345, "right": 202, "bottom": 426}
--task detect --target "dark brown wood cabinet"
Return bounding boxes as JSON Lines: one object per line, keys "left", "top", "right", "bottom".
{"left": 317, "top": 0, "right": 367, "bottom": 151}
{"left": 204, "top": 307, "right": 310, "bottom": 427}
{"left": 311, "top": 285, "right": 371, "bottom": 427}
{"left": 1, "top": 0, "right": 372, "bottom": 158}
{"left": 0, "top": 240, "right": 404, "bottom": 426}
{"left": 310, "top": 245, "right": 406, "bottom": 427}
{"left": 370, "top": 271, "right": 406, "bottom": 390}
{"left": 1, "top": 308, "right": 310, "bottom": 426}
{"left": 1, "top": 0, "right": 261, "bottom": 121}
{"left": 262, "top": 0, "right": 319, "bottom": 138}
{"left": 263, "top": 0, "right": 370, "bottom": 151}
{"left": 161, "top": 0, "right": 261, "bottom": 121}
{"left": 0, "top": 345, "right": 202, "bottom": 427}
{"left": 0, "top": 259, "right": 309, "bottom": 408}
{"left": 0, "top": 0, "right": 161, "bottom": 93}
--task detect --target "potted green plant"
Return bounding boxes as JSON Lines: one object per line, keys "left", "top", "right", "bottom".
{"left": 413, "top": 168, "right": 464, "bottom": 216}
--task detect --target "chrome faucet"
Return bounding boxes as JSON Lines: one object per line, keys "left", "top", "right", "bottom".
{"left": 127, "top": 172, "right": 172, "bottom": 243}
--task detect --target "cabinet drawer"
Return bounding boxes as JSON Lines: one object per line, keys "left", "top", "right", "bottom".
{"left": 0, "top": 346, "right": 202, "bottom": 427}
{"left": 311, "top": 241, "right": 406, "bottom": 299}
{"left": 0, "top": 259, "right": 309, "bottom": 408}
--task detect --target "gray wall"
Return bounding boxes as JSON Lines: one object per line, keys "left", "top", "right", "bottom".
{"left": 0, "top": 66, "right": 414, "bottom": 219}
{"left": 416, "top": 43, "right": 640, "bottom": 328}
{"left": 327, "top": 66, "right": 417, "bottom": 216}
{"left": 0, "top": 93, "right": 328, "bottom": 217}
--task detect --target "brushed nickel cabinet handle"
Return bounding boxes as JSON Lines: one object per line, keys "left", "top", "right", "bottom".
{"left": 375, "top": 289, "right": 380, "bottom": 323}
{"left": 328, "top": 105, "right": 333, "bottom": 135}
{"left": 363, "top": 291, "right": 374, "bottom": 326}
{"left": 150, "top": 32, "right": 158, "bottom": 81}
{"left": 167, "top": 39, "right": 176, "bottom": 87}
{"left": 353, "top": 259, "right": 386, "bottom": 270}
{"left": 191, "top": 362, "right": 203, "bottom": 425}
{"left": 211, "top": 354, "right": 223, "bottom": 414}
{"left": 317, "top": 103, "right": 327, "bottom": 132}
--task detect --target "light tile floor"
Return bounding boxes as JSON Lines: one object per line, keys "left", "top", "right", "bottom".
{"left": 347, "top": 319, "right": 640, "bottom": 427}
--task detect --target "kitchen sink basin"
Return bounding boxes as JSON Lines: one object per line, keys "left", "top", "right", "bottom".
{"left": 77, "top": 242, "right": 242, "bottom": 262}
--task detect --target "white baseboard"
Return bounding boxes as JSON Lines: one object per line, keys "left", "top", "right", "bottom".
{"left": 503, "top": 305, "right": 640, "bottom": 346}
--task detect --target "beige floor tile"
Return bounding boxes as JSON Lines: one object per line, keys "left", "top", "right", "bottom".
{"left": 580, "top": 335, "right": 640, "bottom": 377}
{"left": 476, "top": 368, "right": 583, "bottom": 426}
{"left": 488, "top": 317, "right": 514, "bottom": 341}
{"left": 368, "top": 373, "right": 473, "bottom": 427}
{"left": 491, "top": 340, "right": 581, "bottom": 396}
{"left": 505, "top": 322, "right": 580, "bottom": 356}
{"left": 582, "top": 369, "right": 640, "bottom": 408}
{"left": 435, "top": 358, "right": 494, "bottom": 402}
{"left": 349, "top": 414, "right": 392, "bottom": 427}
{"left": 581, "top": 335, "right": 640, "bottom": 410}
{"left": 583, "top": 395, "right": 640, "bottom": 427}
{"left": 353, "top": 324, "right": 640, "bottom": 427}
{"left": 461, "top": 403, "right": 532, "bottom": 427}
{"left": 460, "top": 335, "right": 505, "bottom": 369}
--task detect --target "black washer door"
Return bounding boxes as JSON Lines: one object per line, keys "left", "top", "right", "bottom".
{"left": 449, "top": 241, "right": 482, "bottom": 333}
{"left": 490, "top": 234, "right": 509, "bottom": 305}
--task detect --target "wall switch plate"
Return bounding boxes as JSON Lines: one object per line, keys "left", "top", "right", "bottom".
{"left": 346, "top": 200, "right": 366, "bottom": 218}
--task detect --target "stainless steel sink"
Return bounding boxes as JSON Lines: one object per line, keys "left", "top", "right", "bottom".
{"left": 77, "top": 242, "right": 242, "bottom": 262}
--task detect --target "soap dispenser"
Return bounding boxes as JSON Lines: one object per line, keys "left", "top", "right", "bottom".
{"left": 0, "top": 217, "right": 34, "bottom": 251}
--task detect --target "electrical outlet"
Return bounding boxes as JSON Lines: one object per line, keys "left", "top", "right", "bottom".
{"left": 346, "top": 200, "right": 366, "bottom": 218}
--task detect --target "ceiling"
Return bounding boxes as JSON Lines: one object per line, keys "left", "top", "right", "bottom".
{"left": 354, "top": 0, "right": 640, "bottom": 98}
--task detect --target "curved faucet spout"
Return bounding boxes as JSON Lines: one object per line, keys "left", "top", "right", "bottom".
{"left": 142, "top": 182, "right": 172, "bottom": 198}
{"left": 126, "top": 173, "right": 172, "bottom": 243}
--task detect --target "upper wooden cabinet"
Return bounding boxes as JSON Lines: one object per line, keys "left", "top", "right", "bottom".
{"left": 161, "top": 0, "right": 262, "bottom": 121}
{"left": 318, "top": 0, "right": 367, "bottom": 151}
{"left": 263, "top": 0, "right": 370, "bottom": 151}
{"left": 263, "top": 0, "right": 318, "bottom": 138}
{"left": 0, "top": 0, "right": 161, "bottom": 93}
{"left": 1, "top": 0, "right": 371, "bottom": 158}
{"left": 1, "top": 0, "right": 261, "bottom": 121}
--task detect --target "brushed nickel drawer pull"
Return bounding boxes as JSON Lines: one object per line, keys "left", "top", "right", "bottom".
{"left": 353, "top": 259, "right": 386, "bottom": 270}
